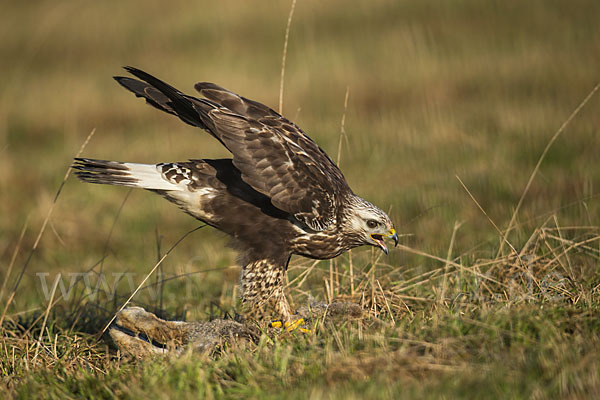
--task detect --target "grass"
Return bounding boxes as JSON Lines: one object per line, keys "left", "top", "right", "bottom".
{"left": 1, "top": 0, "right": 600, "bottom": 398}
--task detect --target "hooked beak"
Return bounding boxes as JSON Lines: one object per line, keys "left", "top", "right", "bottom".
{"left": 390, "top": 229, "right": 399, "bottom": 247}
{"left": 370, "top": 228, "right": 399, "bottom": 255}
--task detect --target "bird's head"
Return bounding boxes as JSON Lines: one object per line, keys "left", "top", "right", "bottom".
{"left": 346, "top": 196, "right": 398, "bottom": 254}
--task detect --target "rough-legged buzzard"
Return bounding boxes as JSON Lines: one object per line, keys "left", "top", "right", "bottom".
{"left": 74, "top": 67, "right": 398, "bottom": 326}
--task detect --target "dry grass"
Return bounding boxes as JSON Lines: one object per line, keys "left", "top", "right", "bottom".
{"left": 1, "top": 225, "right": 599, "bottom": 397}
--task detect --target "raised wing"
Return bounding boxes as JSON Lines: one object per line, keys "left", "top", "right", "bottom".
{"left": 116, "top": 67, "right": 350, "bottom": 231}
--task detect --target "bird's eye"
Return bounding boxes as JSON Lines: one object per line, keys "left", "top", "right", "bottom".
{"left": 366, "top": 220, "right": 378, "bottom": 229}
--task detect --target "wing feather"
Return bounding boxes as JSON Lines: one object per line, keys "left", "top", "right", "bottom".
{"left": 118, "top": 67, "right": 350, "bottom": 231}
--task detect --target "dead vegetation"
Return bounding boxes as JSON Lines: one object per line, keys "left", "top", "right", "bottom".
{"left": 1, "top": 221, "right": 598, "bottom": 397}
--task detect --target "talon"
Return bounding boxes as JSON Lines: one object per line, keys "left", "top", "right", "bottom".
{"left": 283, "top": 318, "right": 305, "bottom": 331}
{"left": 269, "top": 320, "right": 283, "bottom": 329}
{"left": 269, "top": 318, "right": 310, "bottom": 333}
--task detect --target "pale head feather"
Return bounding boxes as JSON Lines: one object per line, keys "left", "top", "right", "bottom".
{"left": 344, "top": 195, "right": 394, "bottom": 241}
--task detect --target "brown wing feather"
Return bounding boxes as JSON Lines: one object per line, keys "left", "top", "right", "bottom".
{"left": 194, "top": 82, "right": 350, "bottom": 230}
{"left": 205, "top": 108, "right": 339, "bottom": 230}
{"left": 117, "top": 67, "right": 350, "bottom": 231}
{"left": 195, "top": 82, "right": 280, "bottom": 120}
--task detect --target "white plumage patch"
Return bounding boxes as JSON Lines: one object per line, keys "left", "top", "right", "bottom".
{"left": 123, "top": 163, "right": 187, "bottom": 191}
{"left": 73, "top": 158, "right": 198, "bottom": 192}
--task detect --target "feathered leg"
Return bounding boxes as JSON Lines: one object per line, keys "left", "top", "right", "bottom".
{"left": 240, "top": 259, "right": 292, "bottom": 322}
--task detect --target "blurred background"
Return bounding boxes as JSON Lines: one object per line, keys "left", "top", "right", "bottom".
{"left": 1, "top": 0, "right": 599, "bottom": 312}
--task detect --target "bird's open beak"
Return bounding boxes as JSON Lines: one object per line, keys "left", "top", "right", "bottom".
{"left": 370, "top": 228, "right": 399, "bottom": 255}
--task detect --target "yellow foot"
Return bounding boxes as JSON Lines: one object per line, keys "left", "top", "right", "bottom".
{"left": 269, "top": 318, "right": 311, "bottom": 333}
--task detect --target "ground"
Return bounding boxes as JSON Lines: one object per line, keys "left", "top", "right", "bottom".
{"left": 1, "top": 0, "right": 600, "bottom": 398}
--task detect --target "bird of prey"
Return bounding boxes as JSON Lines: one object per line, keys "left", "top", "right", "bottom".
{"left": 74, "top": 67, "right": 398, "bottom": 327}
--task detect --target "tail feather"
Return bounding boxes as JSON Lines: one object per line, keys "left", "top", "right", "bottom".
{"left": 73, "top": 158, "right": 183, "bottom": 191}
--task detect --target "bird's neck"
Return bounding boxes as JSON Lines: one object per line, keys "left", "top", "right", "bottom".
{"left": 337, "top": 194, "right": 368, "bottom": 249}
